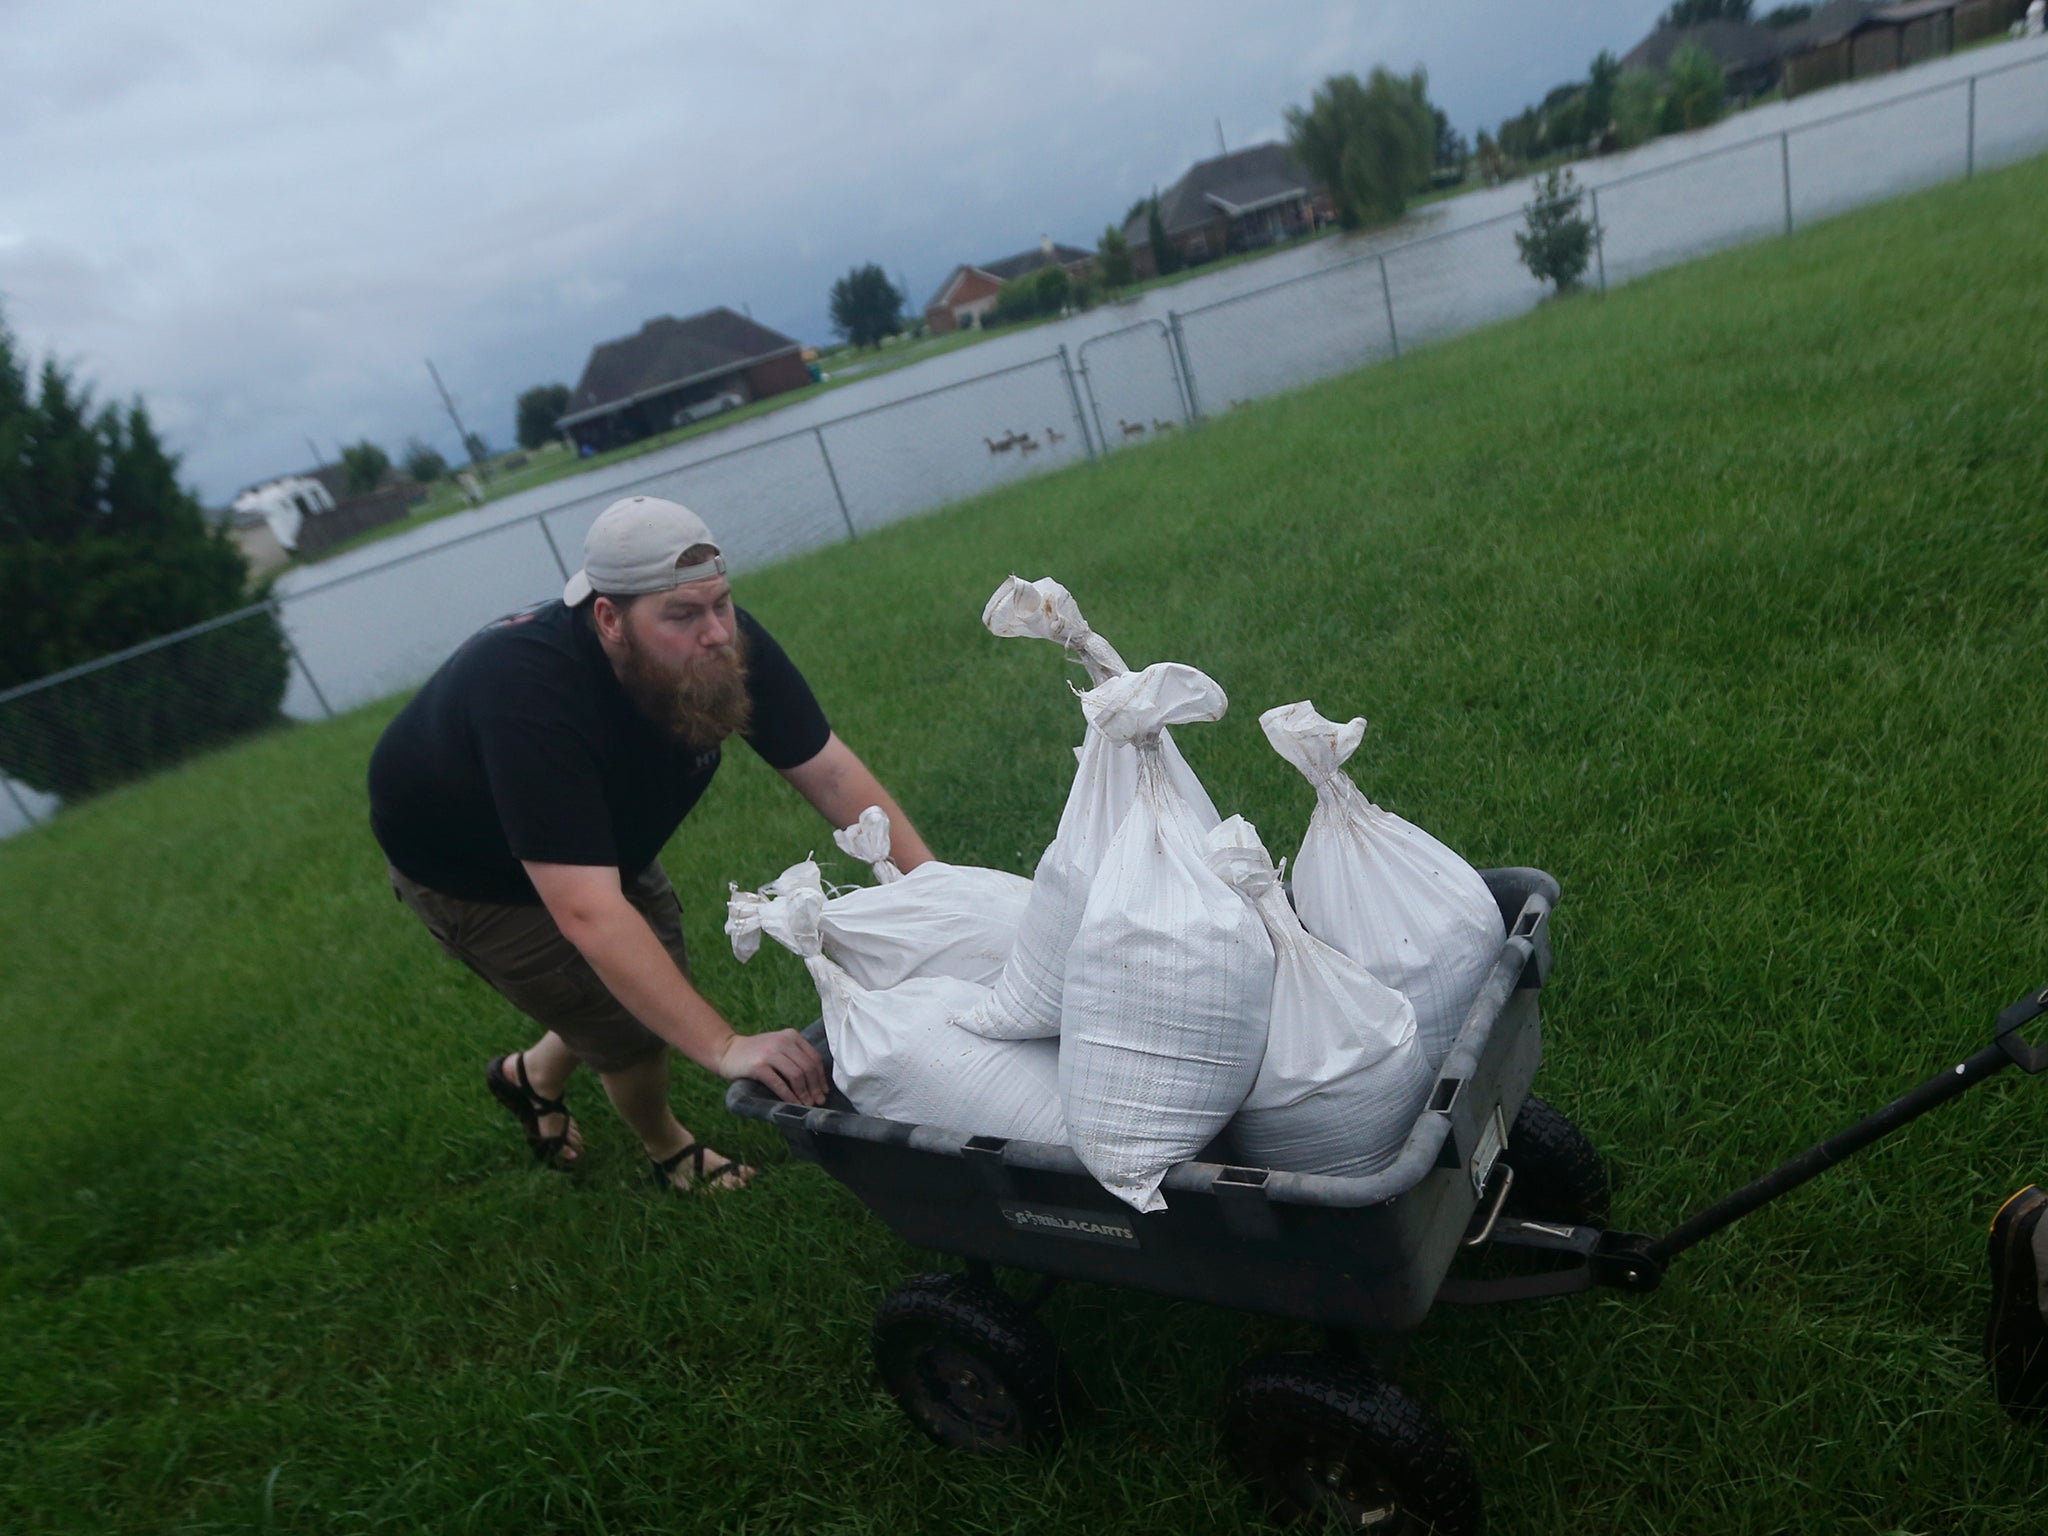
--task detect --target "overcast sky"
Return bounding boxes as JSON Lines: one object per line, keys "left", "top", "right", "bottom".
{"left": 0, "top": 1, "right": 1665, "bottom": 504}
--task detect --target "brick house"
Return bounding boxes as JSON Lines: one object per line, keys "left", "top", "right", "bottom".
{"left": 557, "top": 307, "right": 809, "bottom": 452}
{"left": 1121, "top": 143, "right": 1333, "bottom": 281}
{"left": 923, "top": 239, "right": 1095, "bottom": 335}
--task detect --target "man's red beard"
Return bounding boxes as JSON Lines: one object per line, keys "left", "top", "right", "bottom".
{"left": 615, "top": 622, "right": 752, "bottom": 750}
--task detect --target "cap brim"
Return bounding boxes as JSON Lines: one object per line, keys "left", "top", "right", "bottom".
{"left": 563, "top": 571, "right": 593, "bottom": 606}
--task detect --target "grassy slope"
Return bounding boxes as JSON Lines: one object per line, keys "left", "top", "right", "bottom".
{"left": 4, "top": 154, "right": 2047, "bottom": 1533}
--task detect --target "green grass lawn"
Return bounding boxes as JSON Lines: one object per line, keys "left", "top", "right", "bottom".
{"left": 7, "top": 152, "right": 2048, "bottom": 1533}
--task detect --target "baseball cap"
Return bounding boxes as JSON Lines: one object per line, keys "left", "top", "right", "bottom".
{"left": 563, "top": 496, "right": 726, "bottom": 606}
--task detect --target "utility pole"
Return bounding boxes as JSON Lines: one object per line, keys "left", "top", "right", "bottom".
{"left": 425, "top": 358, "right": 485, "bottom": 471}
{"left": 1216, "top": 118, "right": 1225, "bottom": 155}
{"left": 304, "top": 436, "right": 324, "bottom": 471}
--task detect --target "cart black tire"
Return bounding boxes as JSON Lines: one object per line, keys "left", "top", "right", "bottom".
{"left": 871, "top": 1273, "right": 1062, "bottom": 1453}
{"left": 1222, "top": 1354, "right": 1481, "bottom": 1534}
{"left": 1502, "top": 1095, "right": 1611, "bottom": 1227}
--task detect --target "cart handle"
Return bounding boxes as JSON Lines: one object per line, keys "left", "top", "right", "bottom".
{"left": 1997, "top": 983, "right": 2048, "bottom": 1073}
{"left": 1642, "top": 982, "right": 2048, "bottom": 1269}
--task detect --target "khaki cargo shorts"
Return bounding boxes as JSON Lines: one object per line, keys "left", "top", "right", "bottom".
{"left": 389, "top": 860, "right": 685, "bottom": 1073}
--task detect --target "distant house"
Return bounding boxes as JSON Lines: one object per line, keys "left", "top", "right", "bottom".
{"left": 923, "top": 240, "right": 1095, "bottom": 335}
{"left": 1121, "top": 143, "right": 1332, "bottom": 281}
{"left": 557, "top": 307, "right": 809, "bottom": 452}
{"left": 1782, "top": 0, "right": 2026, "bottom": 93}
{"left": 1621, "top": 18, "right": 1793, "bottom": 100}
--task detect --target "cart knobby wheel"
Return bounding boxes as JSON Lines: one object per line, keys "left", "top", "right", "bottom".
{"left": 1501, "top": 1095, "right": 1611, "bottom": 1227}
{"left": 871, "top": 1273, "right": 1063, "bottom": 1453}
{"left": 1222, "top": 1354, "right": 1482, "bottom": 1534}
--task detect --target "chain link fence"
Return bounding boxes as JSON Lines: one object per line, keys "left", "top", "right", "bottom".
{"left": 5, "top": 44, "right": 2045, "bottom": 837}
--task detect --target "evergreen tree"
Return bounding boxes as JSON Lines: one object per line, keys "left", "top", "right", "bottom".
{"left": 1146, "top": 198, "right": 1181, "bottom": 276}
{"left": 0, "top": 311, "right": 288, "bottom": 802}
{"left": 1097, "top": 224, "right": 1135, "bottom": 291}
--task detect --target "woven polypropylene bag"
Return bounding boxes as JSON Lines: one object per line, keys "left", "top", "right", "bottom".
{"left": 727, "top": 854, "right": 1029, "bottom": 992}
{"left": 1059, "top": 663, "right": 1273, "bottom": 1213}
{"left": 1205, "top": 815, "right": 1433, "bottom": 1177}
{"left": 727, "top": 868, "right": 1065, "bottom": 1142}
{"left": 956, "top": 577, "right": 1220, "bottom": 1041}
{"left": 1260, "top": 701, "right": 1504, "bottom": 1068}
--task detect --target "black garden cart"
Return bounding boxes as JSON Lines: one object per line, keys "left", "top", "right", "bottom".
{"left": 728, "top": 868, "right": 2048, "bottom": 1532}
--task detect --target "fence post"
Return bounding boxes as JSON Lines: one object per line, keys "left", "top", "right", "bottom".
{"left": 1055, "top": 344, "right": 1098, "bottom": 463}
{"left": 1780, "top": 130, "right": 1794, "bottom": 236}
{"left": 1168, "top": 311, "right": 1204, "bottom": 425}
{"left": 536, "top": 516, "right": 571, "bottom": 582}
{"left": 1589, "top": 187, "right": 1608, "bottom": 296}
{"left": 1965, "top": 75, "right": 1976, "bottom": 179}
{"left": 1378, "top": 254, "right": 1401, "bottom": 360}
{"left": 270, "top": 599, "right": 334, "bottom": 719}
{"left": 1076, "top": 344, "right": 1112, "bottom": 454}
{"left": 813, "top": 427, "right": 858, "bottom": 541}
{"left": 1, "top": 770, "right": 40, "bottom": 831}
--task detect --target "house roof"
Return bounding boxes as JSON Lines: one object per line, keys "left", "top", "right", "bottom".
{"left": 560, "top": 307, "right": 800, "bottom": 427}
{"left": 925, "top": 244, "right": 1092, "bottom": 311}
{"left": 1125, "top": 142, "right": 1320, "bottom": 246}
{"left": 1621, "top": 19, "right": 1790, "bottom": 76}
{"left": 1867, "top": 0, "right": 1958, "bottom": 22}
{"left": 1776, "top": 0, "right": 1883, "bottom": 48}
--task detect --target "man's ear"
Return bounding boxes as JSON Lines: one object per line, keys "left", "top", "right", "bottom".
{"left": 592, "top": 596, "right": 624, "bottom": 644}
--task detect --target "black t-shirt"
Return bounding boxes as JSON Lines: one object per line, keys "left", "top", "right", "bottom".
{"left": 369, "top": 600, "right": 830, "bottom": 903}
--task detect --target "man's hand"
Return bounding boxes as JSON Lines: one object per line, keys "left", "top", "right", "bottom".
{"left": 717, "top": 1028, "right": 829, "bottom": 1106}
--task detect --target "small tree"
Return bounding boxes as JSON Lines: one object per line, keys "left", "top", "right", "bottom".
{"left": 1515, "top": 168, "right": 1596, "bottom": 295}
{"left": 993, "top": 265, "right": 1071, "bottom": 325}
{"left": 1612, "top": 69, "right": 1665, "bottom": 148}
{"left": 339, "top": 440, "right": 390, "bottom": 496}
{"left": 1585, "top": 50, "right": 1622, "bottom": 142}
{"left": 1474, "top": 130, "right": 1512, "bottom": 185}
{"left": 402, "top": 439, "right": 448, "bottom": 482}
{"left": 515, "top": 383, "right": 571, "bottom": 450}
{"left": 1663, "top": 42, "right": 1727, "bottom": 131}
{"left": 828, "top": 263, "right": 905, "bottom": 350}
{"left": 1097, "top": 224, "right": 1135, "bottom": 291}
{"left": 1146, "top": 198, "right": 1182, "bottom": 276}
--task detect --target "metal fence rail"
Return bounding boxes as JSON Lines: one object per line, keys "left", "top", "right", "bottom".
{"left": 4, "top": 43, "right": 2045, "bottom": 836}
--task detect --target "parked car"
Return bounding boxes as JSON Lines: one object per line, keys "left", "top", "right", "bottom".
{"left": 674, "top": 390, "right": 744, "bottom": 427}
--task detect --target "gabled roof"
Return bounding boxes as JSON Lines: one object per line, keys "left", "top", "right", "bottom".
{"left": 560, "top": 307, "right": 800, "bottom": 426}
{"left": 1621, "top": 19, "right": 1790, "bottom": 75}
{"left": 1125, "top": 142, "right": 1319, "bottom": 246}
{"left": 925, "top": 244, "right": 1093, "bottom": 311}
{"left": 1776, "top": 0, "right": 1883, "bottom": 48}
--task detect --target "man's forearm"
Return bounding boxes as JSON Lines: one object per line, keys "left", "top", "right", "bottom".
{"left": 567, "top": 899, "right": 735, "bottom": 1069}
{"left": 783, "top": 733, "right": 936, "bottom": 870}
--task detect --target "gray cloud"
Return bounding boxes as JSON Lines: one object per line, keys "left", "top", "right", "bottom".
{"left": 0, "top": 0, "right": 1662, "bottom": 502}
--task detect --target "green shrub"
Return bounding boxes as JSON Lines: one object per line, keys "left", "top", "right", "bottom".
{"left": 1514, "top": 168, "right": 1596, "bottom": 294}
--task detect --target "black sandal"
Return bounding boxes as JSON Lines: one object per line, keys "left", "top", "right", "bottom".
{"left": 650, "top": 1140, "right": 751, "bottom": 1194}
{"left": 485, "top": 1053, "right": 579, "bottom": 1171}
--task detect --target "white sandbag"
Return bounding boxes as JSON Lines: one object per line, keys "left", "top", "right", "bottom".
{"left": 1205, "top": 816, "right": 1433, "bottom": 1178}
{"left": 831, "top": 805, "right": 903, "bottom": 883}
{"left": 728, "top": 867, "right": 1066, "bottom": 1142}
{"left": 1260, "top": 701, "right": 1505, "bottom": 1069}
{"left": 727, "top": 855, "right": 1029, "bottom": 992}
{"left": 956, "top": 577, "right": 1222, "bottom": 1041}
{"left": 1059, "top": 663, "right": 1274, "bottom": 1214}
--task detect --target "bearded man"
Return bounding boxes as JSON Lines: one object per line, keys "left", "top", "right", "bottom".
{"left": 368, "top": 496, "right": 932, "bottom": 1192}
